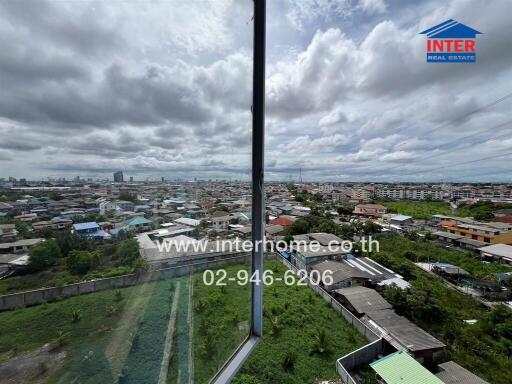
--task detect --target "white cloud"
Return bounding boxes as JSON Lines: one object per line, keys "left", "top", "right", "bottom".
{"left": 357, "top": 0, "right": 387, "bottom": 14}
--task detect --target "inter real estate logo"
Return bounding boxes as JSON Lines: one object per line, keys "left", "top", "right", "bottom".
{"left": 419, "top": 19, "right": 482, "bottom": 63}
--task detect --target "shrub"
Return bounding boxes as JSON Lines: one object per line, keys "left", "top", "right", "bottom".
{"left": 310, "top": 328, "right": 330, "bottom": 354}
{"left": 66, "top": 250, "right": 101, "bottom": 275}
{"left": 114, "top": 289, "right": 123, "bottom": 302}
{"left": 28, "top": 239, "right": 62, "bottom": 272}
{"left": 71, "top": 310, "right": 81, "bottom": 323}
{"left": 282, "top": 350, "right": 298, "bottom": 371}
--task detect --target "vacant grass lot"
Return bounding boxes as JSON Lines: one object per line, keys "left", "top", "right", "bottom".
{"left": 0, "top": 259, "right": 367, "bottom": 384}
{"left": 377, "top": 200, "right": 454, "bottom": 219}
{"left": 379, "top": 235, "right": 512, "bottom": 279}
{"left": 232, "top": 260, "right": 367, "bottom": 384}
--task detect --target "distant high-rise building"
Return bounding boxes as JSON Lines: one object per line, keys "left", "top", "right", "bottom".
{"left": 113, "top": 171, "right": 124, "bottom": 183}
{"left": 129, "top": 176, "right": 134, "bottom": 182}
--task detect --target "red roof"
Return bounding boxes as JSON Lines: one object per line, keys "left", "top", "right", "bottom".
{"left": 439, "top": 220, "right": 456, "bottom": 228}
{"left": 270, "top": 217, "right": 294, "bottom": 227}
{"left": 492, "top": 216, "right": 512, "bottom": 224}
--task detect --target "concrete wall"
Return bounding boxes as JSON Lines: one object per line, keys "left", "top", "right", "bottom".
{"left": 336, "top": 339, "right": 385, "bottom": 384}
{"left": 0, "top": 252, "right": 252, "bottom": 311}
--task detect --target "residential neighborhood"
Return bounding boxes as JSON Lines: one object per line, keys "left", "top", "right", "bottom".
{"left": 0, "top": 177, "right": 510, "bottom": 383}
{"left": 1, "top": 0, "right": 511, "bottom": 383}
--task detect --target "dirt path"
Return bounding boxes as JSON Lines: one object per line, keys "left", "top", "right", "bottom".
{"left": 0, "top": 345, "right": 66, "bottom": 384}
{"left": 187, "top": 274, "right": 194, "bottom": 384}
{"left": 158, "top": 281, "right": 181, "bottom": 384}
{"left": 105, "top": 282, "right": 156, "bottom": 380}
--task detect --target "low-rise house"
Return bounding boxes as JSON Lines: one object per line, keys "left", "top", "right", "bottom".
{"left": 478, "top": 243, "right": 512, "bottom": 264}
{"left": 290, "top": 243, "right": 349, "bottom": 270}
{"left": 233, "top": 225, "right": 252, "bottom": 239}
{"left": 73, "top": 222, "right": 110, "bottom": 238}
{"left": 363, "top": 309, "right": 446, "bottom": 363}
{"left": 99, "top": 200, "right": 117, "bottom": 214}
{"left": 311, "top": 260, "right": 372, "bottom": 290}
{"left": 334, "top": 285, "right": 445, "bottom": 363}
{"left": 333, "top": 286, "right": 392, "bottom": 316}
{"left": 388, "top": 214, "right": 414, "bottom": 227}
{"left": 32, "top": 221, "right": 53, "bottom": 231}
{"left": 124, "top": 216, "right": 153, "bottom": 232}
{"left": 116, "top": 200, "right": 135, "bottom": 212}
{"left": 353, "top": 204, "right": 387, "bottom": 218}
{"left": 0, "top": 224, "right": 17, "bottom": 242}
{"left": 50, "top": 217, "right": 73, "bottom": 230}
{"left": 0, "top": 202, "right": 13, "bottom": 214}
{"left": 435, "top": 361, "right": 489, "bottom": 384}
{"left": 14, "top": 213, "right": 38, "bottom": 222}
{"left": 265, "top": 224, "right": 284, "bottom": 239}
{"left": 269, "top": 216, "right": 294, "bottom": 227}
{"left": 0, "top": 238, "right": 44, "bottom": 254}
{"left": 210, "top": 214, "right": 234, "bottom": 230}
{"left": 174, "top": 217, "right": 201, "bottom": 227}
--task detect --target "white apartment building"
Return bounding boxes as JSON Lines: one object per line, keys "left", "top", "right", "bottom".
{"left": 350, "top": 188, "right": 373, "bottom": 202}
{"left": 376, "top": 188, "right": 444, "bottom": 201}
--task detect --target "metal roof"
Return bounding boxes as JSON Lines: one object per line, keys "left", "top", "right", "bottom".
{"left": 334, "top": 286, "right": 392, "bottom": 314}
{"left": 73, "top": 222, "right": 99, "bottom": 231}
{"left": 433, "top": 231, "right": 463, "bottom": 240}
{"left": 370, "top": 351, "right": 444, "bottom": 384}
{"left": 435, "top": 361, "right": 489, "bottom": 384}
{"left": 311, "top": 260, "right": 372, "bottom": 286}
{"left": 308, "top": 232, "right": 344, "bottom": 246}
{"left": 389, "top": 214, "right": 413, "bottom": 221}
{"left": 478, "top": 243, "right": 512, "bottom": 258}
{"left": 365, "top": 309, "right": 446, "bottom": 351}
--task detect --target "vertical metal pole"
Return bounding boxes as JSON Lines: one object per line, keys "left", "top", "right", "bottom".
{"left": 251, "top": 0, "right": 266, "bottom": 338}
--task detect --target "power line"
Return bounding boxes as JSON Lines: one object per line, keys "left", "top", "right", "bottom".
{"left": 393, "top": 91, "right": 512, "bottom": 150}
{"left": 407, "top": 120, "right": 512, "bottom": 164}
{"left": 397, "top": 150, "right": 512, "bottom": 177}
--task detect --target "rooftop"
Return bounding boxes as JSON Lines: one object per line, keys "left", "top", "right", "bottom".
{"left": 435, "top": 361, "right": 489, "bottom": 384}
{"left": 370, "top": 351, "right": 444, "bottom": 384}
{"left": 478, "top": 243, "right": 512, "bottom": 258}
{"left": 73, "top": 222, "right": 99, "bottom": 231}
{"left": 334, "top": 286, "right": 392, "bottom": 314}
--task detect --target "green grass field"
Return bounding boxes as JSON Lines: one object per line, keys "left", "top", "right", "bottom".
{"left": 0, "top": 259, "right": 366, "bottom": 384}
{"left": 377, "top": 200, "right": 455, "bottom": 219}
{"left": 232, "top": 260, "right": 367, "bottom": 384}
{"left": 379, "top": 235, "right": 512, "bottom": 279}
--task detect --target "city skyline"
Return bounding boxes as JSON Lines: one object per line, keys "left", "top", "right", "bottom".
{"left": 0, "top": 0, "right": 511, "bottom": 182}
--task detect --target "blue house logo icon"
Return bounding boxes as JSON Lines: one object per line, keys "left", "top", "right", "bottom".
{"left": 419, "top": 19, "right": 482, "bottom": 63}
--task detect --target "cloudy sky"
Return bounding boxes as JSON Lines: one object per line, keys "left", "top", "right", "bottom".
{"left": 0, "top": 0, "right": 511, "bottom": 182}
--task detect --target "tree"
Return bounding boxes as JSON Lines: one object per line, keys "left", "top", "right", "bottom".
{"left": 29, "top": 239, "right": 62, "bottom": 272}
{"left": 55, "top": 232, "right": 93, "bottom": 257}
{"left": 66, "top": 250, "right": 101, "bottom": 275}
{"left": 119, "top": 191, "right": 136, "bottom": 202}
{"left": 116, "top": 238, "right": 140, "bottom": 267}
{"left": 362, "top": 220, "right": 381, "bottom": 235}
